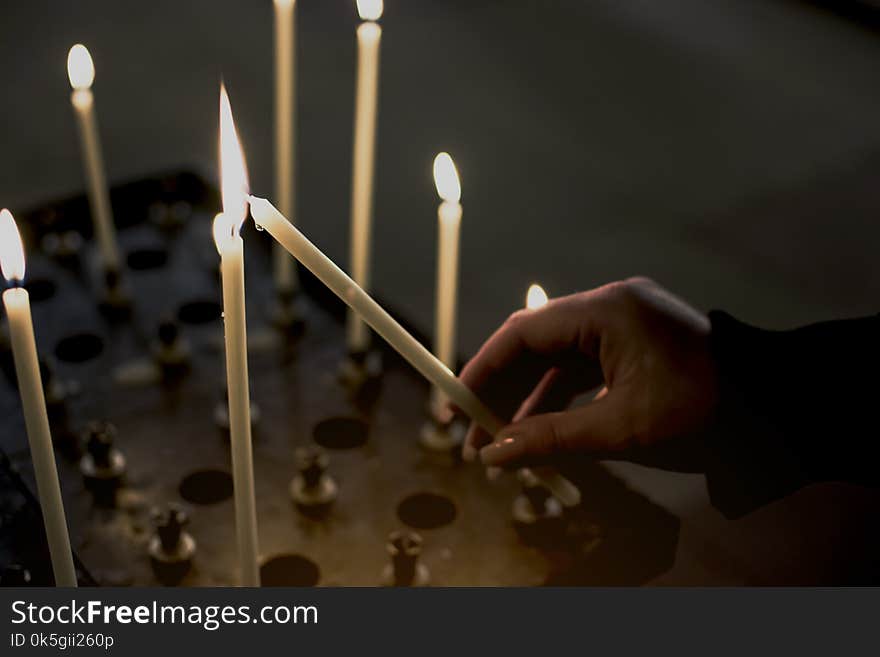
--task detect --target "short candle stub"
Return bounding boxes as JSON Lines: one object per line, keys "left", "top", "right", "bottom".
{"left": 153, "top": 318, "right": 191, "bottom": 381}
{"left": 290, "top": 445, "right": 338, "bottom": 516}
{"left": 269, "top": 287, "right": 306, "bottom": 337}
{"left": 381, "top": 530, "right": 429, "bottom": 587}
{"left": 80, "top": 420, "right": 126, "bottom": 506}
{"left": 98, "top": 267, "right": 132, "bottom": 320}
{"left": 512, "top": 469, "right": 566, "bottom": 547}
{"left": 338, "top": 348, "right": 383, "bottom": 400}
{"left": 149, "top": 504, "right": 196, "bottom": 585}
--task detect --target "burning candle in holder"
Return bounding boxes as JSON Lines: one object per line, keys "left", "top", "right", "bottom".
{"left": 345, "top": 0, "right": 384, "bottom": 359}
{"left": 214, "top": 85, "right": 260, "bottom": 587}
{"left": 66, "top": 44, "right": 128, "bottom": 313}
{"left": 0, "top": 209, "right": 77, "bottom": 586}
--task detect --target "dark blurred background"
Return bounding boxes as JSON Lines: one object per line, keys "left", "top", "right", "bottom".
{"left": 2, "top": 0, "right": 879, "bottom": 583}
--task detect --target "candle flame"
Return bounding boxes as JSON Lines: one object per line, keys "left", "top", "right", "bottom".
{"left": 219, "top": 83, "right": 250, "bottom": 232}
{"left": 433, "top": 152, "right": 461, "bottom": 204}
{"left": 526, "top": 284, "right": 548, "bottom": 310}
{"left": 67, "top": 44, "right": 95, "bottom": 90}
{"left": 356, "top": 0, "right": 383, "bottom": 21}
{"left": 0, "top": 209, "right": 26, "bottom": 282}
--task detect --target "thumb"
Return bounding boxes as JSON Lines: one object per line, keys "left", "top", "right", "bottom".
{"left": 479, "top": 395, "right": 630, "bottom": 469}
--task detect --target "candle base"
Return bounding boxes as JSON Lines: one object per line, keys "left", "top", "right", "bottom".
{"left": 511, "top": 469, "right": 567, "bottom": 548}
{"left": 149, "top": 504, "right": 196, "bottom": 585}
{"left": 269, "top": 288, "right": 306, "bottom": 337}
{"left": 289, "top": 446, "right": 338, "bottom": 519}
{"left": 381, "top": 531, "right": 430, "bottom": 587}
{"left": 42, "top": 231, "right": 85, "bottom": 270}
{"left": 79, "top": 421, "right": 126, "bottom": 507}
{"left": 98, "top": 268, "right": 132, "bottom": 321}
{"left": 419, "top": 416, "right": 465, "bottom": 454}
{"left": 338, "top": 348, "right": 383, "bottom": 395}
{"left": 153, "top": 319, "right": 191, "bottom": 382}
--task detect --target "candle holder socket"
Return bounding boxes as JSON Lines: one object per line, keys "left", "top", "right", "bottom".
{"left": 148, "top": 504, "right": 196, "bottom": 585}
{"left": 381, "top": 530, "right": 430, "bottom": 587}
{"left": 290, "top": 445, "right": 338, "bottom": 516}
{"left": 512, "top": 469, "right": 565, "bottom": 546}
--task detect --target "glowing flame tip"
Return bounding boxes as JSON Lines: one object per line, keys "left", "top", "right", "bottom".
{"left": 357, "top": 0, "right": 383, "bottom": 21}
{"left": 219, "top": 84, "right": 250, "bottom": 230}
{"left": 433, "top": 152, "right": 461, "bottom": 203}
{"left": 67, "top": 44, "right": 95, "bottom": 90}
{"left": 0, "top": 209, "right": 26, "bottom": 282}
{"left": 526, "top": 284, "right": 548, "bottom": 310}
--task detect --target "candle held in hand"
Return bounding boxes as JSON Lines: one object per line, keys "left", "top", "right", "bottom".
{"left": 346, "top": 0, "right": 384, "bottom": 353}
{"left": 0, "top": 209, "right": 77, "bottom": 586}
{"left": 273, "top": 0, "right": 299, "bottom": 295}
{"left": 217, "top": 86, "right": 260, "bottom": 586}
{"left": 431, "top": 153, "right": 463, "bottom": 414}
{"left": 249, "top": 196, "right": 581, "bottom": 508}
{"left": 67, "top": 44, "right": 120, "bottom": 272}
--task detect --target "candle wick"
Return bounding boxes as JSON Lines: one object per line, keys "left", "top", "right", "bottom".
{"left": 6, "top": 278, "right": 24, "bottom": 290}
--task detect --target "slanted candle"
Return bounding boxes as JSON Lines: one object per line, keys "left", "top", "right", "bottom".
{"left": 345, "top": 0, "right": 384, "bottom": 353}
{"left": 430, "top": 153, "right": 463, "bottom": 414}
{"left": 216, "top": 86, "right": 260, "bottom": 586}
{"left": 273, "top": 0, "right": 299, "bottom": 295}
{"left": 0, "top": 209, "right": 77, "bottom": 586}
{"left": 248, "top": 195, "right": 581, "bottom": 508}
{"left": 67, "top": 44, "right": 120, "bottom": 272}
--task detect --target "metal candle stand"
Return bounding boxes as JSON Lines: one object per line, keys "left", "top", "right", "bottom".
{"left": 0, "top": 171, "right": 679, "bottom": 586}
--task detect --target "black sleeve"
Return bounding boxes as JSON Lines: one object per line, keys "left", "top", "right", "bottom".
{"left": 703, "top": 310, "right": 880, "bottom": 519}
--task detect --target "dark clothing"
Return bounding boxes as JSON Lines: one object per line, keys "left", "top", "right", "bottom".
{"left": 704, "top": 310, "right": 880, "bottom": 518}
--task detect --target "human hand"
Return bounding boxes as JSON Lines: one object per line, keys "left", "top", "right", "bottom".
{"left": 459, "top": 277, "right": 718, "bottom": 469}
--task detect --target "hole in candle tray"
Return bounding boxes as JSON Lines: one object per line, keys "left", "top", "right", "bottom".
{"left": 54, "top": 332, "right": 104, "bottom": 363}
{"left": 126, "top": 247, "right": 169, "bottom": 271}
{"left": 178, "top": 469, "right": 233, "bottom": 505}
{"left": 259, "top": 554, "right": 320, "bottom": 587}
{"left": 23, "top": 278, "right": 57, "bottom": 303}
{"left": 312, "top": 417, "right": 369, "bottom": 450}
{"left": 397, "top": 492, "right": 457, "bottom": 530}
{"left": 177, "top": 299, "right": 221, "bottom": 326}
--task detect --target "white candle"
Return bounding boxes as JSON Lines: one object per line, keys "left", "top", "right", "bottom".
{"left": 430, "top": 153, "right": 462, "bottom": 413}
{"left": 273, "top": 0, "right": 299, "bottom": 295}
{"left": 0, "top": 209, "right": 77, "bottom": 586}
{"left": 217, "top": 86, "right": 260, "bottom": 586}
{"left": 67, "top": 44, "right": 120, "bottom": 272}
{"left": 249, "top": 196, "right": 581, "bottom": 508}
{"left": 345, "top": 0, "right": 383, "bottom": 353}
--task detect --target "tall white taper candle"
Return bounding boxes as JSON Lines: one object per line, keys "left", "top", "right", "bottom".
{"left": 249, "top": 196, "right": 581, "bottom": 508}
{"left": 346, "top": 0, "right": 383, "bottom": 353}
{"left": 214, "top": 215, "right": 260, "bottom": 586}
{"left": 67, "top": 44, "right": 120, "bottom": 272}
{"left": 0, "top": 209, "right": 77, "bottom": 586}
{"left": 431, "top": 153, "right": 462, "bottom": 413}
{"left": 217, "top": 85, "right": 260, "bottom": 585}
{"left": 273, "top": 0, "right": 299, "bottom": 295}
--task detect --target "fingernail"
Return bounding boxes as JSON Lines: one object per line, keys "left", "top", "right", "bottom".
{"left": 462, "top": 443, "right": 477, "bottom": 462}
{"left": 479, "top": 436, "right": 520, "bottom": 466}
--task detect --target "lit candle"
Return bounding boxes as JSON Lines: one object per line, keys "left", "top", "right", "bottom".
{"left": 273, "top": 0, "right": 299, "bottom": 295}
{"left": 216, "top": 86, "right": 260, "bottom": 586}
{"left": 345, "top": 0, "right": 383, "bottom": 353}
{"left": 526, "top": 283, "right": 548, "bottom": 310}
{"left": 249, "top": 195, "right": 581, "bottom": 508}
{"left": 430, "top": 153, "right": 462, "bottom": 414}
{"left": 0, "top": 209, "right": 77, "bottom": 586}
{"left": 67, "top": 44, "right": 120, "bottom": 272}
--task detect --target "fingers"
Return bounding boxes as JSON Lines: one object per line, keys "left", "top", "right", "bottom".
{"left": 462, "top": 365, "right": 591, "bottom": 461}
{"left": 457, "top": 293, "right": 604, "bottom": 447}
{"left": 479, "top": 393, "right": 630, "bottom": 469}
